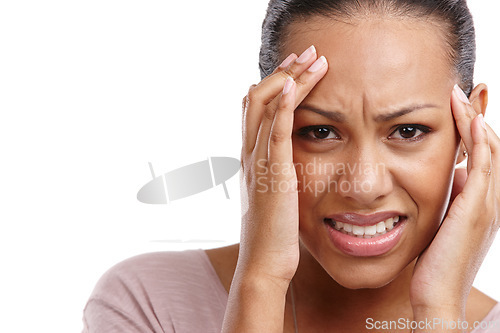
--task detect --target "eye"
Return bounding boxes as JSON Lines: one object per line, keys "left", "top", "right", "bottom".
{"left": 389, "top": 125, "right": 430, "bottom": 141}
{"left": 297, "top": 125, "right": 340, "bottom": 141}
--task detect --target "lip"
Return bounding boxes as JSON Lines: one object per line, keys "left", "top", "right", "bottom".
{"left": 324, "top": 215, "right": 407, "bottom": 257}
{"left": 325, "top": 211, "right": 404, "bottom": 226}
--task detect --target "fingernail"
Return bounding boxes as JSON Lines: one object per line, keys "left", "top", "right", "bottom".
{"left": 478, "top": 114, "right": 486, "bottom": 129}
{"left": 454, "top": 84, "right": 471, "bottom": 105}
{"left": 283, "top": 77, "right": 294, "bottom": 95}
{"left": 308, "top": 56, "right": 327, "bottom": 73}
{"left": 296, "top": 45, "right": 316, "bottom": 64}
{"left": 278, "top": 53, "right": 296, "bottom": 69}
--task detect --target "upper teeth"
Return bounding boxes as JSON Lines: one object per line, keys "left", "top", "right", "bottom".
{"left": 332, "top": 216, "right": 400, "bottom": 238}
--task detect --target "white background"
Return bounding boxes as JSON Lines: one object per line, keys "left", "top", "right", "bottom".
{"left": 0, "top": 1, "right": 499, "bottom": 332}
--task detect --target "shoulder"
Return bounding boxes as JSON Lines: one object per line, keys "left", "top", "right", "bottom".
{"left": 467, "top": 287, "right": 499, "bottom": 333}
{"left": 91, "top": 250, "right": 219, "bottom": 297}
{"left": 99, "top": 250, "right": 214, "bottom": 282}
{"left": 83, "top": 250, "right": 228, "bottom": 333}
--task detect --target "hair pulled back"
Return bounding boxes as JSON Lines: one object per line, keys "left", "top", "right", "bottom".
{"left": 259, "top": 0, "right": 475, "bottom": 95}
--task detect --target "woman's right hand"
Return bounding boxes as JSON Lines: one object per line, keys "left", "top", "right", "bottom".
{"left": 222, "top": 45, "right": 328, "bottom": 332}
{"left": 238, "top": 45, "right": 329, "bottom": 286}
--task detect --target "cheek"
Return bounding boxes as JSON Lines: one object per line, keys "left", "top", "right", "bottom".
{"left": 393, "top": 134, "right": 459, "bottom": 230}
{"left": 398, "top": 153, "right": 454, "bottom": 201}
{"left": 293, "top": 153, "right": 332, "bottom": 208}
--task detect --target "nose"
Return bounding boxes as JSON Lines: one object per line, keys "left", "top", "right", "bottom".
{"left": 336, "top": 148, "right": 393, "bottom": 206}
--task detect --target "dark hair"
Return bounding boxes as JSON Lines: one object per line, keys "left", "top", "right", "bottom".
{"left": 259, "top": 0, "right": 475, "bottom": 96}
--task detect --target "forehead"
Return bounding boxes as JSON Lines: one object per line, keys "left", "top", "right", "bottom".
{"left": 282, "top": 17, "right": 455, "bottom": 112}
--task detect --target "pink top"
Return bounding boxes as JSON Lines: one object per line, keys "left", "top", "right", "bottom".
{"left": 82, "top": 250, "right": 228, "bottom": 333}
{"left": 82, "top": 249, "right": 500, "bottom": 333}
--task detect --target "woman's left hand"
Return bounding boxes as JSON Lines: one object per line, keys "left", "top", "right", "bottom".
{"left": 409, "top": 84, "right": 500, "bottom": 324}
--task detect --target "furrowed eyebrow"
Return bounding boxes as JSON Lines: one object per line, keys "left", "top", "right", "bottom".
{"left": 296, "top": 105, "right": 346, "bottom": 122}
{"left": 374, "top": 104, "right": 439, "bottom": 122}
{"left": 296, "top": 103, "right": 438, "bottom": 122}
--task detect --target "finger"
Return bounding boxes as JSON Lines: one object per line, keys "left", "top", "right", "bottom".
{"left": 254, "top": 55, "right": 328, "bottom": 158}
{"left": 244, "top": 46, "right": 318, "bottom": 154}
{"left": 484, "top": 122, "right": 500, "bottom": 201}
{"left": 242, "top": 85, "right": 256, "bottom": 148}
{"left": 451, "top": 114, "right": 492, "bottom": 222}
{"left": 268, "top": 77, "right": 296, "bottom": 170}
{"left": 451, "top": 84, "right": 479, "bottom": 157}
{"left": 450, "top": 167, "right": 468, "bottom": 202}
{"left": 265, "top": 55, "right": 328, "bottom": 117}
{"left": 270, "top": 53, "right": 298, "bottom": 75}
{"left": 485, "top": 122, "right": 500, "bottom": 156}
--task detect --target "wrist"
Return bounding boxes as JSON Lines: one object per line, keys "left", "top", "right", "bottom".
{"left": 231, "top": 264, "right": 292, "bottom": 294}
{"left": 413, "top": 306, "right": 466, "bottom": 333}
{"left": 222, "top": 267, "right": 290, "bottom": 333}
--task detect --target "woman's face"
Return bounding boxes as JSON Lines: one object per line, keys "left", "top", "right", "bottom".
{"left": 283, "top": 17, "right": 461, "bottom": 288}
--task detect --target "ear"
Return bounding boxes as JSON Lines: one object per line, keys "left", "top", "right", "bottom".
{"left": 469, "top": 83, "right": 488, "bottom": 117}
{"left": 455, "top": 83, "right": 488, "bottom": 165}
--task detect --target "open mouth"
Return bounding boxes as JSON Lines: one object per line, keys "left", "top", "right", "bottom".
{"left": 324, "top": 216, "right": 405, "bottom": 239}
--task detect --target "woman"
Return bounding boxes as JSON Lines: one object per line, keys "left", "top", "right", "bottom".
{"left": 83, "top": 0, "right": 499, "bottom": 332}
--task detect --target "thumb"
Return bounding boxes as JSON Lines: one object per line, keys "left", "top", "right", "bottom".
{"left": 450, "top": 167, "right": 468, "bottom": 202}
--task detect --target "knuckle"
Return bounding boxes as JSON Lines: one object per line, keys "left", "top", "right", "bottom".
{"left": 240, "top": 158, "right": 246, "bottom": 174}
{"left": 264, "top": 107, "right": 275, "bottom": 121}
{"left": 267, "top": 99, "right": 278, "bottom": 112}
{"left": 241, "top": 146, "right": 251, "bottom": 162}
{"left": 247, "top": 87, "right": 258, "bottom": 102}
{"left": 269, "top": 131, "right": 287, "bottom": 145}
{"left": 246, "top": 84, "right": 261, "bottom": 102}
{"left": 294, "top": 76, "right": 306, "bottom": 87}
{"left": 279, "top": 69, "right": 294, "bottom": 80}
{"left": 481, "top": 166, "right": 492, "bottom": 177}
{"left": 242, "top": 95, "right": 249, "bottom": 111}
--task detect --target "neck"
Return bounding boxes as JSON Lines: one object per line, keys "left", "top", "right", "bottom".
{"left": 291, "top": 246, "right": 415, "bottom": 331}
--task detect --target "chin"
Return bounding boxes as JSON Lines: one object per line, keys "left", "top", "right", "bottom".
{"left": 334, "top": 273, "right": 396, "bottom": 290}
{"left": 326, "top": 258, "right": 413, "bottom": 290}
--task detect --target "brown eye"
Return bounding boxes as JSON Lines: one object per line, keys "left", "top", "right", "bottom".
{"left": 313, "top": 127, "right": 333, "bottom": 139}
{"left": 297, "top": 126, "right": 340, "bottom": 140}
{"left": 399, "top": 126, "right": 417, "bottom": 138}
{"left": 389, "top": 125, "right": 431, "bottom": 141}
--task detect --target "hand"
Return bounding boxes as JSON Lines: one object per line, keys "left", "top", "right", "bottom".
{"left": 238, "top": 46, "right": 328, "bottom": 285}
{"left": 409, "top": 85, "right": 499, "bottom": 320}
{"left": 222, "top": 46, "right": 328, "bottom": 333}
